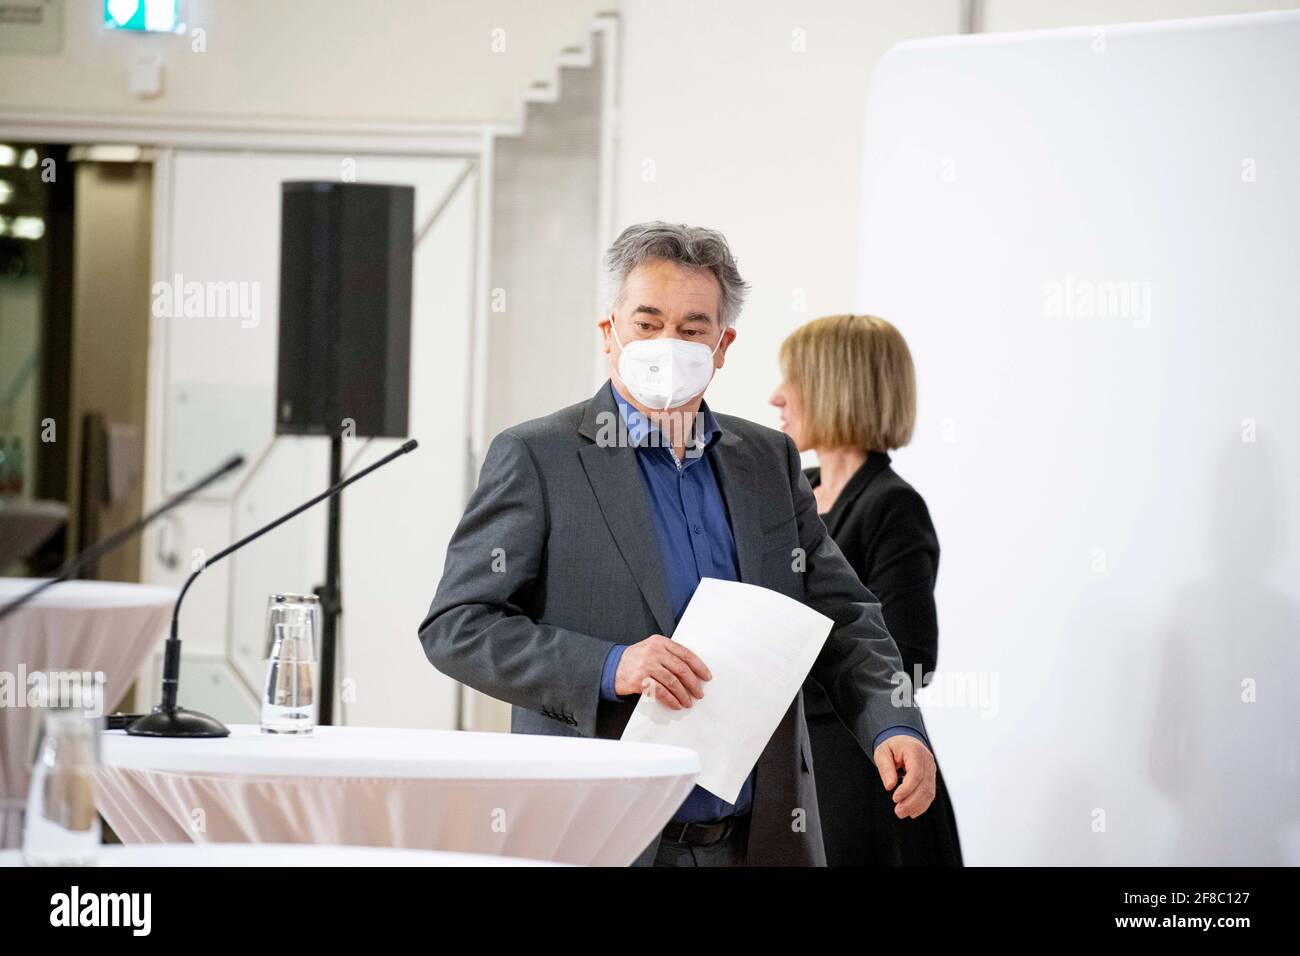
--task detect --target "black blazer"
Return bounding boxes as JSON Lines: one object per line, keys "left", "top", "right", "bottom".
{"left": 805, "top": 451, "right": 939, "bottom": 689}
{"left": 802, "top": 452, "right": 962, "bottom": 866}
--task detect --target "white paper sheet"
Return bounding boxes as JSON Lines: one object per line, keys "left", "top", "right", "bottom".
{"left": 619, "top": 577, "right": 834, "bottom": 803}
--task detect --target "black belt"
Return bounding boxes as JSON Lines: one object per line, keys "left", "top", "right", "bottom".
{"left": 661, "top": 813, "right": 749, "bottom": 848}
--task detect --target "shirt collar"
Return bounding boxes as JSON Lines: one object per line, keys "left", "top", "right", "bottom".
{"left": 609, "top": 381, "right": 723, "bottom": 454}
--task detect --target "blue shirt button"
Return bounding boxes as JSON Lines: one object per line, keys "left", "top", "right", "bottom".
{"left": 693, "top": 524, "right": 703, "bottom": 534}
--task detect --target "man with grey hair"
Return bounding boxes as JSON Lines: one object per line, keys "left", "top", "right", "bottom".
{"left": 420, "top": 221, "right": 936, "bottom": 866}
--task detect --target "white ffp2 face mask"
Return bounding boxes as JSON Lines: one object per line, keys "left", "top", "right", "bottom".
{"left": 610, "top": 320, "right": 724, "bottom": 410}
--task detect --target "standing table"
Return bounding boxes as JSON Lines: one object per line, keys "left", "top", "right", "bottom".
{"left": 97, "top": 724, "right": 700, "bottom": 866}
{"left": 0, "top": 578, "right": 173, "bottom": 847}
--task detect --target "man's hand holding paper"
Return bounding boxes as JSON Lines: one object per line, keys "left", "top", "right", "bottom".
{"left": 621, "top": 578, "right": 836, "bottom": 804}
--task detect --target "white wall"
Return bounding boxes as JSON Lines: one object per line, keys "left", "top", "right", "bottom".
{"left": 855, "top": 9, "right": 1300, "bottom": 865}
{"left": 0, "top": 0, "right": 614, "bottom": 124}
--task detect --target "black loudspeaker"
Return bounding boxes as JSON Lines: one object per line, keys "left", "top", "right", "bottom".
{"left": 276, "top": 181, "right": 414, "bottom": 438}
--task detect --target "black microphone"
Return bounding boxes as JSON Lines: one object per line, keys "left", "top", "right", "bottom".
{"left": 128, "top": 438, "right": 420, "bottom": 738}
{"left": 0, "top": 453, "right": 245, "bottom": 624}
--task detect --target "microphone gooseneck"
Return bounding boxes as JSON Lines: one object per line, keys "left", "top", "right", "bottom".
{"left": 130, "top": 439, "right": 420, "bottom": 737}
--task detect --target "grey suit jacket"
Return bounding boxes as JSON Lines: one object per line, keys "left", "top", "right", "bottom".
{"left": 418, "top": 381, "right": 926, "bottom": 866}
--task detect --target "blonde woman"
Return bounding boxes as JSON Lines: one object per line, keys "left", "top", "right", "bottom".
{"left": 771, "top": 314, "right": 962, "bottom": 866}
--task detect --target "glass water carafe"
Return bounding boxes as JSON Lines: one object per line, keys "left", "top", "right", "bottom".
{"left": 23, "top": 707, "right": 103, "bottom": 866}
{"left": 262, "top": 618, "right": 318, "bottom": 734}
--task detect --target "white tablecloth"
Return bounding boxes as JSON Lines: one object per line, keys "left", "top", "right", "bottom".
{"left": 0, "top": 578, "right": 174, "bottom": 849}
{"left": 97, "top": 725, "right": 700, "bottom": 866}
{"left": 0, "top": 843, "right": 560, "bottom": 867}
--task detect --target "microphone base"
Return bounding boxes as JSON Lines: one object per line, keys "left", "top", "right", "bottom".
{"left": 126, "top": 707, "right": 230, "bottom": 738}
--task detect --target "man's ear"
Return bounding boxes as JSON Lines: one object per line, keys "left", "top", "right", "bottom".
{"left": 715, "top": 325, "right": 737, "bottom": 367}
{"left": 598, "top": 316, "right": 613, "bottom": 353}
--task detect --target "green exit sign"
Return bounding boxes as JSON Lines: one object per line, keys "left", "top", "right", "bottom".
{"left": 104, "top": 0, "right": 184, "bottom": 33}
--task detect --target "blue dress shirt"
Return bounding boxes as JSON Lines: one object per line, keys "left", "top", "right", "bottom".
{"left": 599, "top": 383, "right": 926, "bottom": 823}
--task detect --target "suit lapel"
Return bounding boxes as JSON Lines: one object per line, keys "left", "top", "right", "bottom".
{"left": 708, "top": 429, "right": 767, "bottom": 587}
{"left": 577, "top": 384, "right": 678, "bottom": 636}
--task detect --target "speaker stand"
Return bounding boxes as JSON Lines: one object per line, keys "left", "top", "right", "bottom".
{"left": 315, "top": 433, "right": 343, "bottom": 725}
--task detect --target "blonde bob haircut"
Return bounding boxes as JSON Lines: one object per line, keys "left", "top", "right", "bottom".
{"left": 779, "top": 314, "right": 917, "bottom": 452}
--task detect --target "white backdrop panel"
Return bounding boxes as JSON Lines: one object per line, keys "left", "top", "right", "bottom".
{"left": 857, "top": 11, "right": 1300, "bottom": 864}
